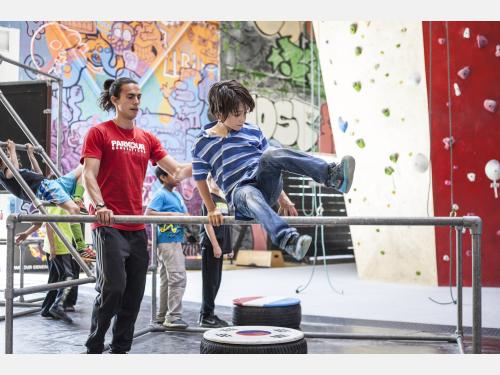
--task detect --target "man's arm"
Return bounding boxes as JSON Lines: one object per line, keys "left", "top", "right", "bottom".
{"left": 45, "top": 224, "right": 57, "bottom": 260}
{"left": 82, "top": 157, "right": 113, "bottom": 225}
{"left": 196, "top": 179, "right": 223, "bottom": 226}
{"left": 204, "top": 224, "right": 223, "bottom": 258}
{"left": 156, "top": 155, "right": 192, "bottom": 181}
{"left": 278, "top": 191, "right": 298, "bottom": 216}
{"left": 4, "top": 140, "right": 20, "bottom": 179}
{"left": 26, "top": 144, "right": 43, "bottom": 175}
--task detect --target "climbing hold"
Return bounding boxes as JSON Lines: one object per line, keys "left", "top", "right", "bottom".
{"left": 416, "top": 271, "right": 421, "bottom": 276}
{"left": 444, "top": 180, "right": 451, "bottom": 186}
{"left": 408, "top": 72, "right": 421, "bottom": 85}
{"left": 382, "top": 108, "right": 390, "bottom": 117}
{"left": 396, "top": 43, "right": 401, "bottom": 48}
{"left": 353, "top": 81, "right": 362, "bottom": 92}
{"left": 413, "top": 153, "right": 429, "bottom": 173}
{"left": 463, "top": 27, "right": 470, "bottom": 38}
{"left": 443, "top": 255, "right": 450, "bottom": 262}
{"left": 389, "top": 153, "right": 399, "bottom": 163}
{"left": 338, "top": 117, "right": 348, "bottom": 133}
{"left": 453, "top": 83, "right": 461, "bottom": 96}
{"left": 496, "top": 230, "right": 500, "bottom": 236}
{"left": 467, "top": 172, "right": 476, "bottom": 182}
{"left": 476, "top": 34, "right": 488, "bottom": 48}
{"left": 350, "top": 23, "right": 358, "bottom": 34}
{"left": 356, "top": 138, "right": 366, "bottom": 148}
{"left": 355, "top": 46, "right": 363, "bottom": 56}
{"left": 443, "top": 136, "right": 455, "bottom": 150}
{"left": 453, "top": 165, "right": 459, "bottom": 171}
{"left": 374, "top": 63, "right": 380, "bottom": 70}
{"left": 438, "top": 38, "right": 446, "bottom": 45}
{"left": 457, "top": 66, "right": 471, "bottom": 80}
{"left": 401, "top": 27, "right": 407, "bottom": 32}
{"left": 484, "top": 99, "right": 497, "bottom": 113}
{"left": 384, "top": 166, "right": 395, "bottom": 176}
{"left": 496, "top": 45, "right": 500, "bottom": 57}
{"left": 380, "top": 250, "right": 385, "bottom": 255}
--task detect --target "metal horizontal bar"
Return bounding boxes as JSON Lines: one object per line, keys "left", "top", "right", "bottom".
{"left": 12, "top": 214, "right": 480, "bottom": 228}
{"left": 0, "top": 300, "right": 42, "bottom": 308}
{"left": 0, "top": 141, "right": 44, "bottom": 154}
{"left": 0, "top": 307, "right": 41, "bottom": 322}
{"left": 303, "top": 332, "right": 458, "bottom": 342}
{"left": 12, "top": 277, "right": 96, "bottom": 297}
{"left": 0, "top": 53, "right": 61, "bottom": 82}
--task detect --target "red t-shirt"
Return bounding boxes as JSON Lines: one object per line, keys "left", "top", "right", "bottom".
{"left": 80, "top": 120, "right": 168, "bottom": 231}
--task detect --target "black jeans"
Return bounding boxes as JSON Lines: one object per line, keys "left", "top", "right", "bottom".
{"left": 65, "top": 257, "right": 80, "bottom": 307}
{"left": 85, "top": 227, "right": 149, "bottom": 354}
{"left": 200, "top": 244, "right": 223, "bottom": 318}
{"left": 41, "top": 253, "right": 75, "bottom": 315}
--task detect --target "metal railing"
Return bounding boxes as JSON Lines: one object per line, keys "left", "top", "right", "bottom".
{"left": 3, "top": 213, "right": 482, "bottom": 354}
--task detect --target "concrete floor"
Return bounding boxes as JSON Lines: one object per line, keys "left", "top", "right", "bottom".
{"left": 1, "top": 262, "right": 499, "bottom": 354}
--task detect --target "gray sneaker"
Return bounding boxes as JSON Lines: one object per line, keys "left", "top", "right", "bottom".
{"left": 327, "top": 155, "right": 355, "bottom": 193}
{"left": 284, "top": 235, "right": 312, "bottom": 261}
{"left": 163, "top": 318, "right": 188, "bottom": 329}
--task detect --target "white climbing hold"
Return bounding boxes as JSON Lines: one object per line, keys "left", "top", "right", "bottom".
{"left": 496, "top": 45, "right": 500, "bottom": 57}
{"left": 463, "top": 27, "right": 470, "bottom": 38}
{"left": 457, "top": 66, "right": 470, "bottom": 80}
{"left": 454, "top": 83, "right": 461, "bottom": 96}
{"left": 484, "top": 99, "right": 497, "bottom": 113}
{"left": 476, "top": 35, "right": 488, "bottom": 48}
{"left": 438, "top": 38, "right": 446, "bottom": 45}
{"left": 443, "top": 255, "right": 450, "bottom": 262}
{"left": 413, "top": 153, "right": 429, "bottom": 173}
{"left": 407, "top": 72, "right": 421, "bottom": 85}
{"left": 467, "top": 173, "right": 476, "bottom": 182}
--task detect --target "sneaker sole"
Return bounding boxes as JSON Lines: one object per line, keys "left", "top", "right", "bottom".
{"left": 339, "top": 156, "right": 355, "bottom": 193}
{"left": 163, "top": 324, "right": 188, "bottom": 329}
{"left": 294, "top": 235, "right": 312, "bottom": 261}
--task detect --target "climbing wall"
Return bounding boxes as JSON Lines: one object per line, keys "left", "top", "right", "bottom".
{"left": 423, "top": 22, "right": 500, "bottom": 286}
{"left": 314, "top": 21, "right": 438, "bottom": 285}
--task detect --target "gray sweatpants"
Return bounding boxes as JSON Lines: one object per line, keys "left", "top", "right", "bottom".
{"left": 156, "top": 242, "right": 186, "bottom": 323}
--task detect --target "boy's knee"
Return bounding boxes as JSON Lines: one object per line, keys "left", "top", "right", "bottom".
{"left": 260, "top": 147, "right": 277, "bottom": 165}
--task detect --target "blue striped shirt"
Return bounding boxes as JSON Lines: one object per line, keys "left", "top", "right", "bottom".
{"left": 191, "top": 121, "right": 269, "bottom": 205}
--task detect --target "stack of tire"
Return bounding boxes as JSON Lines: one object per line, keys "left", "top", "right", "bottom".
{"left": 200, "top": 296, "right": 306, "bottom": 354}
{"left": 232, "top": 296, "right": 302, "bottom": 329}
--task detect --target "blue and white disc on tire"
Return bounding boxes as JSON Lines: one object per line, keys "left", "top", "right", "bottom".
{"left": 200, "top": 326, "right": 307, "bottom": 354}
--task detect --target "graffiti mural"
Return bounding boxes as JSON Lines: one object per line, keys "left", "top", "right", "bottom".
{"left": 220, "top": 21, "right": 331, "bottom": 152}
{"left": 0, "top": 21, "right": 219, "bottom": 217}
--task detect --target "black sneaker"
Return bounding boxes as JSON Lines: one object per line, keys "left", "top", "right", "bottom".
{"left": 327, "top": 155, "right": 356, "bottom": 193}
{"left": 284, "top": 234, "right": 312, "bottom": 261}
{"left": 213, "top": 315, "right": 229, "bottom": 327}
{"left": 200, "top": 316, "right": 227, "bottom": 328}
{"left": 49, "top": 305, "right": 73, "bottom": 323}
{"left": 63, "top": 305, "right": 75, "bottom": 312}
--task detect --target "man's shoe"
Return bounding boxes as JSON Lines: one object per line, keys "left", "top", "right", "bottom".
{"left": 49, "top": 305, "right": 73, "bottom": 323}
{"left": 213, "top": 315, "right": 229, "bottom": 327}
{"left": 199, "top": 316, "right": 226, "bottom": 328}
{"left": 163, "top": 318, "right": 188, "bottom": 329}
{"left": 63, "top": 305, "right": 75, "bottom": 312}
{"left": 284, "top": 234, "right": 312, "bottom": 261}
{"left": 327, "top": 155, "right": 355, "bottom": 193}
{"left": 78, "top": 246, "right": 96, "bottom": 261}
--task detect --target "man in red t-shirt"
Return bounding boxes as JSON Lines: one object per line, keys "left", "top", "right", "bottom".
{"left": 81, "top": 77, "right": 192, "bottom": 354}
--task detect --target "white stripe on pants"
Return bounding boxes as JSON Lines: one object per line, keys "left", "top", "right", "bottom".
{"left": 157, "top": 242, "right": 186, "bottom": 323}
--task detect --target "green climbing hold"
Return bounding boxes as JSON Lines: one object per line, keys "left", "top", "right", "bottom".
{"left": 350, "top": 23, "right": 358, "bottom": 34}
{"left": 389, "top": 153, "right": 399, "bottom": 163}
{"left": 355, "top": 46, "right": 363, "bottom": 56}
{"left": 374, "top": 63, "right": 380, "bottom": 70}
{"left": 356, "top": 138, "right": 366, "bottom": 148}
{"left": 382, "top": 108, "right": 391, "bottom": 117}
{"left": 353, "top": 81, "right": 362, "bottom": 92}
{"left": 380, "top": 250, "right": 385, "bottom": 255}
{"left": 384, "top": 166, "right": 395, "bottom": 175}
{"left": 416, "top": 271, "right": 421, "bottom": 276}
{"left": 396, "top": 43, "right": 401, "bottom": 48}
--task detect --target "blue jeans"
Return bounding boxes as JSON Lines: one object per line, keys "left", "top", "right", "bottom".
{"left": 232, "top": 147, "right": 333, "bottom": 249}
